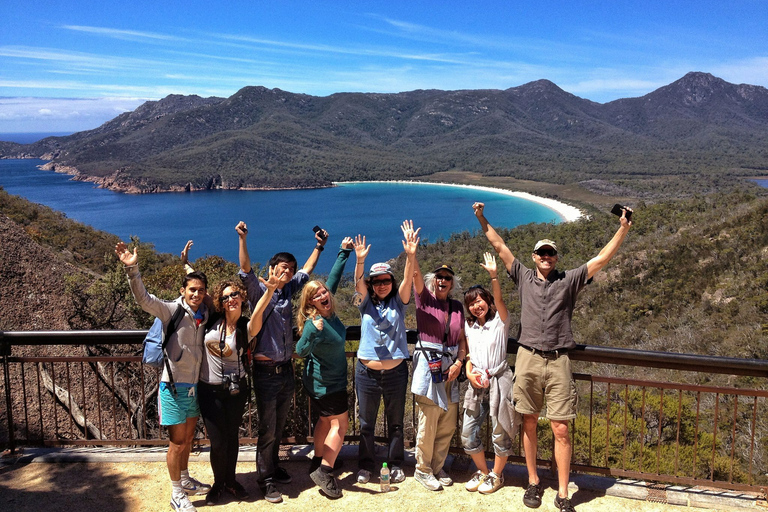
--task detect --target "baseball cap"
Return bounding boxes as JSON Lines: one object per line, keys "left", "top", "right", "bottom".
{"left": 533, "top": 239, "right": 558, "bottom": 253}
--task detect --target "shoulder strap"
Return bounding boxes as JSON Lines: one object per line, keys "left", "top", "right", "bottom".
{"left": 162, "top": 304, "right": 185, "bottom": 396}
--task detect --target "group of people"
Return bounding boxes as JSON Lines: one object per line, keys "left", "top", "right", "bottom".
{"left": 115, "top": 201, "right": 632, "bottom": 512}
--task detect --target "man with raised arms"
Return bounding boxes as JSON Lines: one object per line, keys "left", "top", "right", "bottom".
{"left": 236, "top": 221, "right": 327, "bottom": 504}
{"left": 472, "top": 202, "right": 632, "bottom": 512}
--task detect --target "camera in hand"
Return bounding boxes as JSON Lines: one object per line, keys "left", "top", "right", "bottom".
{"left": 224, "top": 373, "right": 240, "bottom": 395}
{"left": 610, "top": 204, "right": 632, "bottom": 221}
{"left": 312, "top": 225, "right": 327, "bottom": 240}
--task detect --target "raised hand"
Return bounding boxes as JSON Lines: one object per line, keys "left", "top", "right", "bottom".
{"left": 620, "top": 207, "right": 633, "bottom": 228}
{"left": 235, "top": 221, "right": 248, "bottom": 237}
{"left": 114, "top": 242, "right": 138, "bottom": 266}
{"left": 312, "top": 314, "right": 324, "bottom": 331}
{"left": 479, "top": 252, "right": 498, "bottom": 278}
{"left": 259, "top": 265, "right": 283, "bottom": 292}
{"left": 314, "top": 228, "right": 329, "bottom": 246}
{"left": 472, "top": 202, "right": 485, "bottom": 218}
{"left": 180, "top": 240, "right": 193, "bottom": 265}
{"left": 400, "top": 219, "right": 417, "bottom": 239}
{"left": 341, "top": 236, "right": 354, "bottom": 250}
{"left": 401, "top": 223, "right": 421, "bottom": 255}
{"left": 354, "top": 234, "right": 370, "bottom": 260}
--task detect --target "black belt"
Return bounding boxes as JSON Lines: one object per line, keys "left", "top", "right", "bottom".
{"left": 252, "top": 360, "right": 292, "bottom": 374}
{"left": 519, "top": 344, "right": 569, "bottom": 360}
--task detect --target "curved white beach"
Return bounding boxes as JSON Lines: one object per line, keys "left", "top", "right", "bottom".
{"left": 333, "top": 180, "right": 584, "bottom": 222}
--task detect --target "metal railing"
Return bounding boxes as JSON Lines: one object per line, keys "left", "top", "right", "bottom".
{"left": 2, "top": 328, "right": 768, "bottom": 494}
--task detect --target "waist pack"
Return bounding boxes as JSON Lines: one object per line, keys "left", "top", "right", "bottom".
{"left": 143, "top": 304, "right": 185, "bottom": 394}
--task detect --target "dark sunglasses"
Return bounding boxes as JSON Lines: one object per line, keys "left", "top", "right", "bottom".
{"left": 435, "top": 274, "right": 453, "bottom": 281}
{"left": 371, "top": 278, "right": 393, "bottom": 286}
{"left": 535, "top": 249, "right": 558, "bottom": 257}
{"left": 221, "top": 291, "right": 241, "bottom": 302}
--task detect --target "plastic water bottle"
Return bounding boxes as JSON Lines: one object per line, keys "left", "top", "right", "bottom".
{"left": 380, "top": 462, "right": 390, "bottom": 492}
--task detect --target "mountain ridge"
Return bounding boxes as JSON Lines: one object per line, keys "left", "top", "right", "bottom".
{"left": 2, "top": 72, "right": 767, "bottom": 197}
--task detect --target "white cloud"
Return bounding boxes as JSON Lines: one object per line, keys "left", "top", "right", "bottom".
{"left": 0, "top": 97, "right": 148, "bottom": 132}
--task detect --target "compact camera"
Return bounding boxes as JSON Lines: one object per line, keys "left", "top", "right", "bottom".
{"left": 224, "top": 373, "right": 240, "bottom": 396}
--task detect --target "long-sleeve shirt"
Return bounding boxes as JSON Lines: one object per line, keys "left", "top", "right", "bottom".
{"left": 295, "top": 246, "right": 351, "bottom": 399}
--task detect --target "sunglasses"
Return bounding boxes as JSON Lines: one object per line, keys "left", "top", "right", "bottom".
{"left": 435, "top": 274, "right": 453, "bottom": 281}
{"left": 221, "top": 291, "right": 241, "bottom": 303}
{"left": 371, "top": 278, "right": 393, "bottom": 286}
{"left": 535, "top": 249, "right": 558, "bottom": 257}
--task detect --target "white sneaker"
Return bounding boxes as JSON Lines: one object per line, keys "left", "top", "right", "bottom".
{"left": 478, "top": 471, "right": 504, "bottom": 494}
{"left": 465, "top": 470, "right": 486, "bottom": 492}
{"left": 436, "top": 469, "right": 453, "bottom": 487}
{"left": 170, "top": 493, "right": 197, "bottom": 512}
{"left": 414, "top": 469, "right": 442, "bottom": 491}
{"left": 390, "top": 466, "right": 405, "bottom": 484}
{"left": 182, "top": 476, "right": 211, "bottom": 496}
{"left": 357, "top": 469, "right": 372, "bottom": 484}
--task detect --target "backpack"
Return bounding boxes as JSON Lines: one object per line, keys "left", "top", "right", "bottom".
{"left": 142, "top": 304, "right": 186, "bottom": 394}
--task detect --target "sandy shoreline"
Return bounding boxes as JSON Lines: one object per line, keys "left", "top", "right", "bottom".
{"left": 334, "top": 180, "right": 585, "bottom": 222}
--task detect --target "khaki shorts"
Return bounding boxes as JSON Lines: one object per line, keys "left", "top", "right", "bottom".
{"left": 513, "top": 346, "right": 578, "bottom": 421}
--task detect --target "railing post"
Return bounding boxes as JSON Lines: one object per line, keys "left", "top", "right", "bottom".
{"left": 1, "top": 331, "right": 16, "bottom": 454}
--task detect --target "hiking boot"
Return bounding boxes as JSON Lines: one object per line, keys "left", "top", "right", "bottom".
{"left": 465, "top": 470, "right": 486, "bottom": 492}
{"left": 436, "top": 468, "right": 453, "bottom": 486}
{"left": 260, "top": 481, "right": 283, "bottom": 504}
{"left": 554, "top": 494, "right": 576, "bottom": 512}
{"left": 205, "top": 484, "right": 224, "bottom": 505}
{"left": 478, "top": 471, "right": 504, "bottom": 494}
{"left": 225, "top": 480, "right": 250, "bottom": 500}
{"left": 273, "top": 466, "right": 292, "bottom": 484}
{"left": 414, "top": 469, "right": 442, "bottom": 491}
{"left": 310, "top": 467, "right": 343, "bottom": 499}
{"left": 170, "top": 493, "right": 197, "bottom": 512}
{"left": 390, "top": 466, "right": 405, "bottom": 484}
{"left": 182, "top": 476, "right": 211, "bottom": 496}
{"left": 523, "top": 481, "right": 544, "bottom": 508}
{"left": 356, "top": 469, "right": 372, "bottom": 484}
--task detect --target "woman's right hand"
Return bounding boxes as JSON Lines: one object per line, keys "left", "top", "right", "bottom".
{"left": 235, "top": 221, "right": 248, "bottom": 237}
{"left": 114, "top": 242, "right": 138, "bottom": 266}
{"left": 401, "top": 222, "right": 421, "bottom": 256}
{"left": 354, "top": 234, "right": 370, "bottom": 260}
{"left": 472, "top": 202, "right": 485, "bottom": 218}
{"left": 312, "top": 314, "right": 324, "bottom": 331}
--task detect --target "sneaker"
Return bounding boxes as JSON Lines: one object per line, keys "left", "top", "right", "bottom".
{"left": 390, "top": 466, "right": 405, "bottom": 484}
{"left": 182, "top": 476, "right": 211, "bottom": 496}
{"left": 260, "top": 481, "right": 283, "bottom": 504}
{"left": 357, "top": 469, "right": 372, "bottom": 484}
{"left": 554, "top": 495, "right": 576, "bottom": 512}
{"left": 310, "top": 467, "right": 343, "bottom": 499}
{"left": 465, "top": 470, "right": 486, "bottom": 492}
{"left": 414, "top": 469, "right": 442, "bottom": 491}
{"left": 205, "top": 484, "right": 224, "bottom": 506}
{"left": 273, "top": 466, "right": 292, "bottom": 484}
{"left": 311, "top": 457, "right": 344, "bottom": 474}
{"left": 478, "top": 471, "right": 504, "bottom": 494}
{"left": 436, "top": 469, "right": 453, "bottom": 487}
{"left": 225, "top": 480, "right": 250, "bottom": 501}
{"left": 170, "top": 493, "right": 197, "bottom": 512}
{"left": 523, "top": 481, "right": 544, "bottom": 508}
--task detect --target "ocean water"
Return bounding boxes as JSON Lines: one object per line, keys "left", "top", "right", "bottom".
{"left": 0, "top": 132, "right": 73, "bottom": 144}
{"left": 0, "top": 159, "right": 563, "bottom": 273}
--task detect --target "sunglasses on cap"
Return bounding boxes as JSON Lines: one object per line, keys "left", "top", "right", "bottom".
{"left": 534, "top": 248, "right": 558, "bottom": 257}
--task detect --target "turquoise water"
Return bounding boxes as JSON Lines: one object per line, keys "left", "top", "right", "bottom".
{"left": 0, "top": 159, "right": 563, "bottom": 273}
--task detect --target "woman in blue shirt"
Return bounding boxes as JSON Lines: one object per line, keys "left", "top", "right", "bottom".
{"left": 351, "top": 221, "right": 419, "bottom": 485}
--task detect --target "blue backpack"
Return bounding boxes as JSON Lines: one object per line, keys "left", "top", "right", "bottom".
{"left": 143, "top": 304, "right": 185, "bottom": 394}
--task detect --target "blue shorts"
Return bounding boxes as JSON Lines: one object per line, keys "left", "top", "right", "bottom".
{"left": 158, "top": 382, "right": 200, "bottom": 426}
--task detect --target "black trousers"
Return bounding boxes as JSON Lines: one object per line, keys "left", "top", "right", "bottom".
{"left": 198, "top": 380, "right": 248, "bottom": 487}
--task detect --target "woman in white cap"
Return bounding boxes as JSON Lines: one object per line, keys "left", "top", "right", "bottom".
{"left": 351, "top": 221, "right": 420, "bottom": 485}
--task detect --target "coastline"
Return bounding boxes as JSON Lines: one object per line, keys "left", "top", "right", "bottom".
{"left": 334, "top": 180, "right": 585, "bottom": 222}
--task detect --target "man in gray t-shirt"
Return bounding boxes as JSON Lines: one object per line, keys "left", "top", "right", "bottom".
{"left": 473, "top": 202, "right": 632, "bottom": 512}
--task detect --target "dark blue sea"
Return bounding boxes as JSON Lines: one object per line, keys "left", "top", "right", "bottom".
{"left": 0, "top": 159, "right": 564, "bottom": 273}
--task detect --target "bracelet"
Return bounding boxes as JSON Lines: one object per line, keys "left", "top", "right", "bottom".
{"left": 491, "top": 277, "right": 498, "bottom": 280}
{"left": 315, "top": 244, "right": 324, "bottom": 252}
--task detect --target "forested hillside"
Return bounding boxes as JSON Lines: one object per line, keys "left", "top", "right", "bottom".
{"left": 2, "top": 186, "right": 765, "bottom": 369}
{"left": 2, "top": 72, "right": 767, "bottom": 198}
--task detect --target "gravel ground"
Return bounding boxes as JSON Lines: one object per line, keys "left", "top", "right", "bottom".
{"left": 0, "top": 457, "right": 724, "bottom": 512}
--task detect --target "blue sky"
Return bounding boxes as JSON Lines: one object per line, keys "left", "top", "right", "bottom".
{"left": 1, "top": 0, "right": 767, "bottom": 133}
